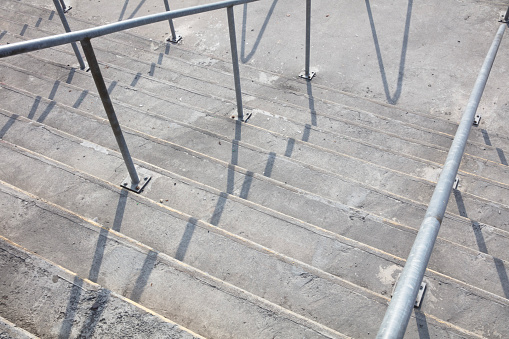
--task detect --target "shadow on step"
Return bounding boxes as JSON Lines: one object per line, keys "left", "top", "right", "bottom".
{"left": 59, "top": 276, "right": 111, "bottom": 339}
{"left": 454, "top": 189, "right": 509, "bottom": 298}
{"left": 414, "top": 311, "right": 430, "bottom": 339}
{"left": 118, "top": 0, "right": 146, "bottom": 22}
{"left": 481, "top": 129, "right": 508, "bottom": 166}
{"left": 241, "top": 0, "right": 279, "bottom": 63}
{"left": 0, "top": 114, "right": 17, "bottom": 139}
{"left": 365, "top": 0, "right": 413, "bottom": 105}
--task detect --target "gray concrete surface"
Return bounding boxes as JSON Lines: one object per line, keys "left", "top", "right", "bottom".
{"left": 1, "top": 0, "right": 509, "bottom": 338}
{"left": 0, "top": 236, "right": 204, "bottom": 339}
{"left": 22, "top": 0, "right": 509, "bottom": 136}
{"left": 0, "top": 316, "right": 38, "bottom": 339}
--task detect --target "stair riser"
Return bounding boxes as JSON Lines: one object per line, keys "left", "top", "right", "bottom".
{"left": 0, "top": 140, "right": 504, "bottom": 338}
{"left": 3, "top": 1, "right": 509, "bottom": 155}
{"left": 2, "top": 108, "right": 509, "bottom": 309}
{"left": 3, "top": 64, "right": 509, "bottom": 265}
{"left": 1, "top": 17, "right": 508, "bottom": 171}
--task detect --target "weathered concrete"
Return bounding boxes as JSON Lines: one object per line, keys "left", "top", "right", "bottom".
{"left": 1, "top": 0, "right": 508, "bottom": 337}
{"left": 0, "top": 316, "right": 38, "bottom": 339}
{"left": 0, "top": 238, "right": 204, "bottom": 339}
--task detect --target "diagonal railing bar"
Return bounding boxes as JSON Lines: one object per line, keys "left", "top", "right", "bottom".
{"left": 52, "top": 0, "right": 86, "bottom": 69}
{"left": 227, "top": 5, "right": 244, "bottom": 120}
{"left": 1, "top": 0, "right": 314, "bottom": 193}
{"left": 376, "top": 20, "right": 507, "bottom": 339}
{"left": 0, "top": 0, "right": 259, "bottom": 57}
{"left": 162, "top": 0, "right": 182, "bottom": 43}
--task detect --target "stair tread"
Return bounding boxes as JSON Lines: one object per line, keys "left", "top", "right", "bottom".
{"left": 0, "top": 0, "right": 508, "bottom": 337}
{"left": 1, "top": 0, "right": 509, "bottom": 153}
{"left": 0, "top": 113, "right": 508, "bottom": 338}
{"left": 0, "top": 236, "right": 203, "bottom": 339}
{"left": 0, "top": 148, "right": 499, "bottom": 338}
{"left": 2, "top": 63, "right": 509, "bottom": 269}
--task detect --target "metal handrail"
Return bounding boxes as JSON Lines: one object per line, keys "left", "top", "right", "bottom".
{"left": 0, "top": 0, "right": 313, "bottom": 192}
{"left": 0, "top": 0, "right": 258, "bottom": 57}
{"left": 376, "top": 21, "right": 507, "bottom": 339}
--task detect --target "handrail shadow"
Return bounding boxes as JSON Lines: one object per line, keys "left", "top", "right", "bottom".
{"left": 365, "top": 0, "right": 413, "bottom": 105}
{"left": 241, "top": 0, "right": 278, "bottom": 63}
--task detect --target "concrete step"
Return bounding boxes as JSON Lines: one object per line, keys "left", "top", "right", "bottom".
{"left": 1, "top": 12, "right": 509, "bottom": 178}
{"left": 4, "top": 53, "right": 509, "bottom": 233}
{"left": 0, "top": 316, "right": 38, "bottom": 339}
{"left": 3, "top": 0, "right": 509, "bottom": 155}
{"left": 4, "top": 30, "right": 509, "bottom": 212}
{"left": 1, "top": 103, "right": 509, "bottom": 332}
{"left": 3, "top": 60, "right": 509, "bottom": 272}
{"left": 0, "top": 138, "right": 499, "bottom": 338}
{"left": 0, "top": 180, "right": 350, "bottom": 338}
{"left": 0, "top": 237, "right": 203, "bottom": 339}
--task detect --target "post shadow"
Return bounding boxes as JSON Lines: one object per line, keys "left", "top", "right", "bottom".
{"left": 73, "top": 90, "right": 88, "bottom": 108}
{"left": 456, "top": 188, "right": 509, "bottom": 298}
{"left": 127, "top": 0, "right": 146, "bottom": 20}
{"left": 0, "top": 31, "right": 7, "bottom": 41}
{"left": 285, "top": 138, "right": 295, "bottom": 157}
{"left": 240, "top": 0, "right": 279, "bottom": 63}
{"left": 264, "top": 152, "right": 276, "bottom": 177}
{"left": 77, "top": 289, "right": 110, "bottom": 338}
{"left": 36, "top": 101, "right": 56, "bottom": 123}
{"left": 480, "top": 129, "right": 492, "bottom": 146}
{"left": 414, "top": 310, "right": 430, "bottom": 339}
{"left": 35, "top": 18, "right": 43, "bottom": 28}
{"left": 28, "top": 97, "right": 42, "bottom": 119}
{"left": 48, "top": 80, "right": 60, "bottom": 100}
{"left": 112, "top": 188, "right": 129, "bottom": 232}
{"left": 66, "top": 68, "right": 75, "bottom": 84}
{"left": 0, "top": 114, "right": 18, "bottom": 139}
{"left": 131, "top": 72, "right": 142, "bottom": 87}
{"left": 58, "top": 276, "right": 83, "bottom": 339}
{"left": 497, "top": 148, "right": 508, "bottom": 165}
{"left": 118, "top": 0, "right": 130, "bottom": 21}
{"left": 20, "top": 24, "right": 28, "bottom": 37}
{"left": 130, "top": 250, "right": 158, "bottom": 302}
{"left": 175, "top": 217, "right": 198, "bottom": 261}
{"left": 364, "top": 0, "right": 413, "bottom": 105}
{"left": 107, "top": 80, "right": 118, "bottom": 95}
{"left": 307, "top": 81, "right": 317, "bottom": 127}
{"left": 88, "top": 227, "right": 109, "bottom": 283}
{"left": 210, "top": 120, "right": 242, "bottom": 226}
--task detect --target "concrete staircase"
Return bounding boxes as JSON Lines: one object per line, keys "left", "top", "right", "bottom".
{"left": 0, "top": 0, "right": 508, "bottom": 337}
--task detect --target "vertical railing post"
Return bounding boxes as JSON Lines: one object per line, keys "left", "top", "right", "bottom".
{"left": 52, "top": 0, "right": 86, "bottom": 70}
{"left": 227, "top": 6, "right": 244, "bottom": 120}
{"left": 163, "top": 0, "right": 182, "bottom": 43}
{"left": 299, "top": 0, "right": 315, "bottom": 80}
{"left": 80, "top": 38, "right": 150, "bottom": 193}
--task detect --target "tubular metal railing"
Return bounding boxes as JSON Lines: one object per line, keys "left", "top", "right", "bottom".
{"left": 376, "top": 16, "right": 508, "bottom": 339}
{"left": 0, "top": 0, "right": 314, "bottom": 192}
{"left": 5, "top": 1, "right": 503, "bottom": 335}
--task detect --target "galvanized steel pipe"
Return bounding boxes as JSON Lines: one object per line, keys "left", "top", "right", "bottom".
{"left": 0, "top": 0, "right": 259, "bottom": 58}
{"left": 376, "top": 22, "right": 507, "bottom": 339}
{"left": 52, "top": 0, "right": 86, "bottom": 69}
{"left": 80, "top": 38, "right": 140, "bottom": 186}
{"left": 227, "top": 6, "right": 244, "bottom": 119}
{"left": 305, "top": 0, "right": 311, "bottom": 78}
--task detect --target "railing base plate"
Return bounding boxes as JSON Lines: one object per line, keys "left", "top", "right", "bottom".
{"left": 392, "top": 275, "right": 427, "bottom": 308}
{"left": 166, "top": 35, "right": 182, "bottom": 43}
{"left": 299, "top": 71, "right": 316, "bottom": 80}
{"left": 120, "top": 169, "right": 152, "bottom": 193}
